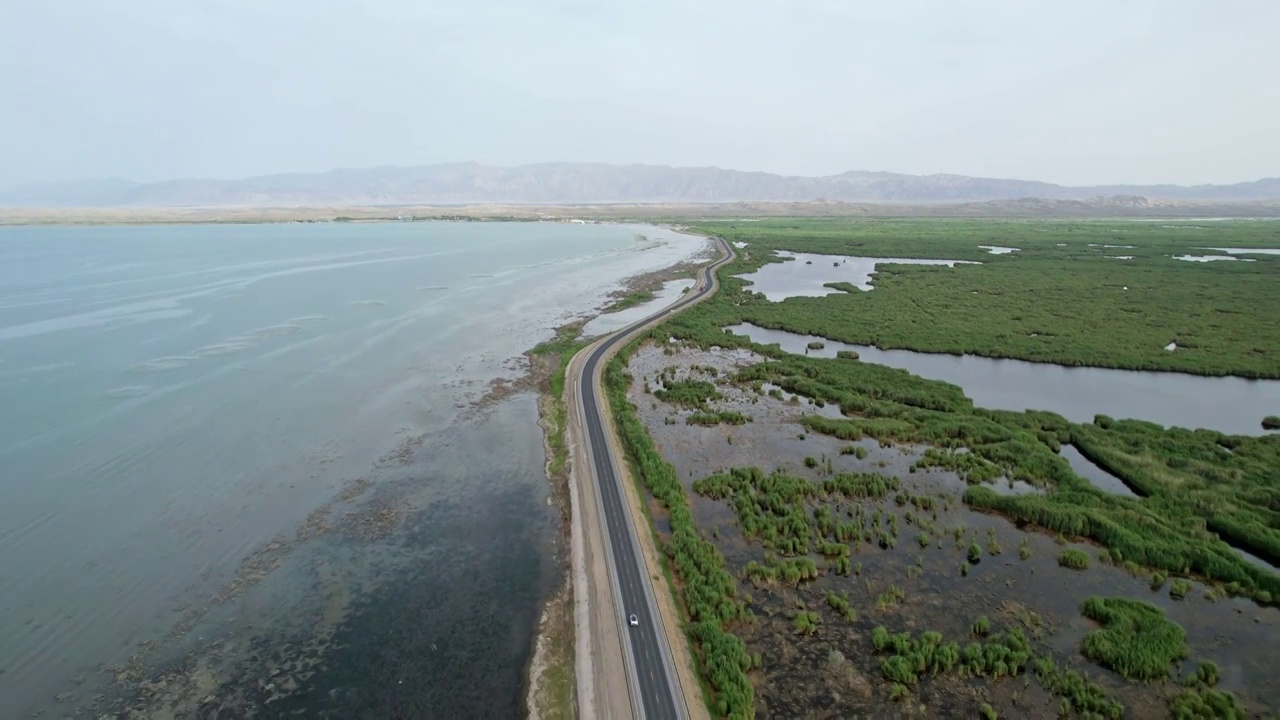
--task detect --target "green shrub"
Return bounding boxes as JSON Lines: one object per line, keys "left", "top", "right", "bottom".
{"left": 1189, "top": 661, "right": 1219, "bottom": 687}
{"left": 653, "top": 378, "right": 721, "bottom": 408}
{"left": 826, "top": 591, "right": 857, "bottom": 621}
{"left": 875, "top": 585, "right": 906, "bottom": 612}
{"left": 971, "top": 616, "right": 990, "bottom": 637}
{"left": 606, "top": 345, "right": 753, "bottom": 718}
{"left": 1036, "top": 661, "right": 1125, "bottom": 719}
{"left": 687, "top": 410, "right": 749, "bottom": 426}
{"left": 1058, "top": 548, "right": 1090, "bottom": 570}
{"left": 1170, "top": 578, "right": 1192, "bottom": 599}
{"left": 1170, "top": 686, "right": 1246, "bottom": 719}
{"left": 872, "top": 626, "right": 890, "bottom": 652}
{"left": 840, "top": 444, "right": 869, "bottom": 459}
{"left": 694, "top": 467, "right": 901, "bottom": 558}
{"left": 880, "top": 655, "right": 917, "bottom": 684}
{"left": 871, "top": 625, "right": 1028, "bottom": 688}
{"left": 1079, "top": 597, "right": 1188, "bottom": 680}
{"left": 793, "top": 610, "right": 821, "bottom": 635}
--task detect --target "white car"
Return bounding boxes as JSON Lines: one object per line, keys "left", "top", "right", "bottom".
{"left": 629, "top": 613, "right": 639, "bottom": 627}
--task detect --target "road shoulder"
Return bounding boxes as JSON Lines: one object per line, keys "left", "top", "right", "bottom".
{"left": 565, "top": 343, "right": 633, "bottom": 719}
{"left": 600, "top": 370, "right": 711, "bottom": 719}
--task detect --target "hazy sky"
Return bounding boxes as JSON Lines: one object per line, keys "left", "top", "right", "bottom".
{"left": 2, "top": 1, "right": 1276, "bottom": 187}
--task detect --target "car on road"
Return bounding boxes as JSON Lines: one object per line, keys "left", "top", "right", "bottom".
{"left": 629, "top": 613, "right": 639, "bottom": 627}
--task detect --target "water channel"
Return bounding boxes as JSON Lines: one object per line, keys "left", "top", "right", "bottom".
{"left": 725, "top": 323, "right": 1279, "bottom": 437}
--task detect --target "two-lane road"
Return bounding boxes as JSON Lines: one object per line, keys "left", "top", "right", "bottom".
{"left": 576, "top": 236, "right": 733, "bottom": 718}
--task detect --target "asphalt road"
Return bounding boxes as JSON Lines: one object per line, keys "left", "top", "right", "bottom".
{"left": 577, "top": 236, "right": 732, "bottom": 719}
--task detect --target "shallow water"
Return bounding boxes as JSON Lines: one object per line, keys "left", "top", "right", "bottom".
{"left": 1201, "top": 247, "right": 1280, "bottom": 256}
{"left": 1058, "top": 445, "right": 1139, "bottom": 498}
{"left": 726, "top": 323, "right": 1280, "bottom": 436}
{"left": 0, "top": 221, "right": 704, "bottom": 716}
{"left": 734, "top": 251, "right": 977, "bottom": 300}
{"left": 1173, "top": 255, "right": 1254, "bottom": 262}
{"left": 582, "top": 278, "right": 695, "bottom": 336}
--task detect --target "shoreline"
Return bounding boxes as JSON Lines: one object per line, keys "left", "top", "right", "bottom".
{"left": 523, "top": 231, "right": 714, "bottom": 718}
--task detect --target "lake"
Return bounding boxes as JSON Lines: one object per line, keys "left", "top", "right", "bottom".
{"left": 0, "top": 221, "right": 704, "bottom": 717}
{"left": 733, "top": 251, "right": 978, "bottom": 299}
{"left": 726, "top": 323, "right": 1280, "bottom": 436}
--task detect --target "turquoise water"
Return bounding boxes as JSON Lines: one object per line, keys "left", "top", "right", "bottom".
{"left": 0, "top": 221, "right": 703, "bottom": 716}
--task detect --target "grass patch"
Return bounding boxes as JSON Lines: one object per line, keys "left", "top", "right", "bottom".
{"left": 1058, "top": 548, "right": 1091, "bottom": 570}
{"left": 792, "top": 610, "right": 821, "bottom": 635}
{"left": 840, "top": 444, "right": 869, "bottom": 458}
{"left": 694, "top": 467, "right": 900, "bottom": 557}
{"left": 529, "top": 323, "right": 591, "bottom": 482}
{"left": 603, "top": 287, "right": 658, "bottom": 313}
{"left": 686, "top": 410, "right": 750, "bottom": 426}
{"left": 970, "top": 616, "right": 990, "bottom": 637}
{"left": 1072, "top": 419, "right": 1280, "bottom": 582}
{"left": 1171, "top": 661, "right": 1247, "bottom": 718}
{"left": 654, "top": 378, "right": 722, "bottom": 408}
{"left": 825, "top": 590, "right": 857, "bottom": 621}
{"left": 870, "top": 622, "right": 1125, "bottom": 717}
{"left": 1170, "top": 686, "right": 1247, "bottom": 719}
{"left": 1170, "top": 578, "right": 1192, "bottom": 599}
{"left": 1079, "top": 596, "right": 1189, "bottom": 680}
{"left": 1033, "top": 657, "right": 1125, "bottom": 719}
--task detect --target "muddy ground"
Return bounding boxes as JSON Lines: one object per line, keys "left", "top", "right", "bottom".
{"left": 627, "top": 341, "right": 1280, "bottom": 719}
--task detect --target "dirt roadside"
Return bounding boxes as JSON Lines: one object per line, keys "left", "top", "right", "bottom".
{"left": 599, "top": 365, "right": 711, "bottom": 720}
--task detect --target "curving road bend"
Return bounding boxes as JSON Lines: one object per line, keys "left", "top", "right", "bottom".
{"left": 575, "top": 235, "right": 733, "bottom": 719}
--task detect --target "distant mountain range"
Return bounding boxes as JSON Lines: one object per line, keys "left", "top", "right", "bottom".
{"left": 3, "top": 163, "right": 1279, "bottom": 207}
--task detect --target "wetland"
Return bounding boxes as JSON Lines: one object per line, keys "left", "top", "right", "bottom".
{"left": 607, "top": 219, "right": 1279, "bottom": 718}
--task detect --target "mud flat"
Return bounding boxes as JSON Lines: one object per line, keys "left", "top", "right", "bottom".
{"left": 622, "top": 340, "right": 1279, "bottom": 718}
